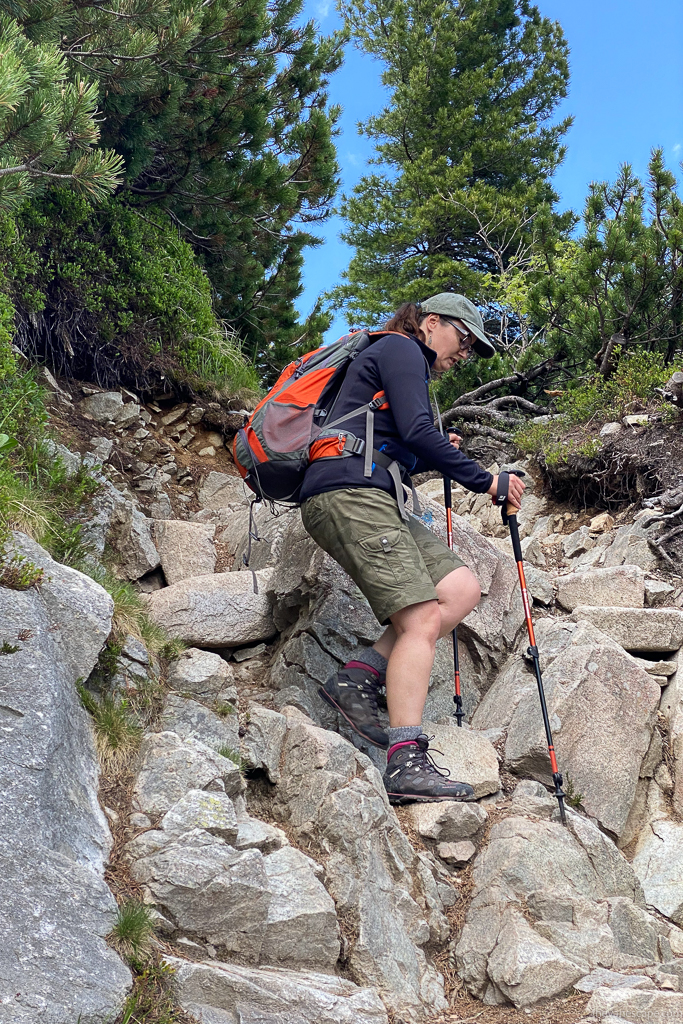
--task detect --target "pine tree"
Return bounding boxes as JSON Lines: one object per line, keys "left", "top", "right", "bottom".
{"left": 333, "top": 0, "right": 571, "bottom": 324}
{"left": 8, "top": 0, "right": 344, "bottom": 376}
{"left": 0, "top": 15, "right": 123, "bottom": 210}
{"left": 528, "top": 151, "right": 683, "bottom": 374}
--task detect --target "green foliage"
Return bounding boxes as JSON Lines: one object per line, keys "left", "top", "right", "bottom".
{"left": 0, "top": 640, "right": 20, "bottom": 654}
{"left": 0, "top": 546, "right": 44, "bottom": 589}
{"left": 9, "top": 0, "right": 344, "bottom": 376}
{"left": 8, "top": 191, "right": 258, "bottom": 395}
{"left": 333, "top": 0, "right": 571, "bottom": 325}
{"left": 117, "top": 960, "right": 189, "bottom": 1024}
{"left": 77, "top": 683, "right": 142, "bottom": 760}
{"left": 564, "top": 775, "right": 584, "bottom": 810}
{"left": 214, "top": 700, "right": 236, "bottom": 718}
{"left": 514, "top": 350, "right": 677, "bottom": 464}
{"left": 527, "top": 152, "right": 683, "bottom": 372}
{"left": 217, "top": 745, "right": 250, "bottom": 771}
{"left": 109, "top": 901, "right": 155, "bottom": 964}
{"left": 0, "top": 15, "right": 123, "bottom": 210}
{"left": 0, "top": 362, "right": 103, "bottom": 555}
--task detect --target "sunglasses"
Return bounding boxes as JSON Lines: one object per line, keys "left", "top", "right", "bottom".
{"left": 442, "top": 317, "right": 474, "bottom": 351}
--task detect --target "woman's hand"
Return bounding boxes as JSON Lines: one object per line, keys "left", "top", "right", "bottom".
{"left": 487, "top": 473, "right": 526, "bottom": 509}
{"left": 448, "top": 431, "right": 462, "bottom": 450}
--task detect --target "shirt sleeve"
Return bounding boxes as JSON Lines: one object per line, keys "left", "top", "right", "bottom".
{"left": 378, "top": 337, "right": 494, "bottom": 494}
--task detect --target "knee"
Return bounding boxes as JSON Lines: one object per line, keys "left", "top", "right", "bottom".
{"left": 462, "top": 572, "right": 482, "bottom": 613}
{"left": 392, "top": 600, "right": 441, "bottom": 645}
{"left": 439, "top": 567, "right": 481, "bottom": 622}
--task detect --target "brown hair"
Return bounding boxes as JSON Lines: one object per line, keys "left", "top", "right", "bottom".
{"left": 384, "top": 302, "right": 426, "bottom": 341}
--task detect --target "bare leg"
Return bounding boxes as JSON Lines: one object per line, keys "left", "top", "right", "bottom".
{"left": 384, "top": 600, "right": 440, "bottom": 727}
{"left": 373, "top": 566, "right": 481, "bottom": 661}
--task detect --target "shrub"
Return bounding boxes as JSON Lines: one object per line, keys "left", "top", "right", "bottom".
{"left": 515, "top": 350, "right": 678, "bottom": 464}
{"left": 6, "top": 192, "right": 259, "bottom": 397}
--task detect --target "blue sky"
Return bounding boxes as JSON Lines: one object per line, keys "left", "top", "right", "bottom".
{"left": 295, "top": 0, "right": 683, "bottom": 342}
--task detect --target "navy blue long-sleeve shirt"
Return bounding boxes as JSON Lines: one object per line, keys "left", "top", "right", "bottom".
{"left": 300, "top": 332, "right": 493, "bottom": 502}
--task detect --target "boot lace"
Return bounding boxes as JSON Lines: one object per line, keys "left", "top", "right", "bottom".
{"left": 354, "top": 676, "right": 379, "bottom": 713}
{"left": 412, "top": 738, "right": 451, "bottom": 779}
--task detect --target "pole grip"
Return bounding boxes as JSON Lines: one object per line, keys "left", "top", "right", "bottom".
{"left": 507, "top": 509, "right": 524, "bottom": 563}
{"left": 443, "top": 476, "right": 452, "bottom": 507}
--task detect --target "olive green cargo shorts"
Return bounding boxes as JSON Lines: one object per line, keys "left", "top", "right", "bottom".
{"left": 301, "top": 486, "right": 466, "bottom": 625}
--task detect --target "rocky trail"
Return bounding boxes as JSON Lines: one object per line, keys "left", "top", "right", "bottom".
{"left": 2, "top": 375, "right": 683, "bottom": 1024}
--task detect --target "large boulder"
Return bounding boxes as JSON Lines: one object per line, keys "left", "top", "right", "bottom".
{"left": 270, "top": 715, "right": 449, "bottom": 1020}
{"left": 0, "top": 534, "right": 131, "bottom": 1023}
{"left": 79, "top": 478, "right": 160, "bottom": 581}
{"left": 232, "top": 503, "right": 299, "bottom": 572}
{"left": 145, "top": 569, "right": 275, "bottom": 647}
{"left": 586, "top": 985, "right": 683, "bottom": 1020}
{"left": 556, "top": 565, "right": 646, "bottom": 612}
{"left": 132, "top": 731, "right": 245, "bottom": 817}
{"left": 165, "top": 958, "right": 389, "bottom": 1024}
{"left": 167, "top": 647, "right": 235, "bottom": 699}
{"left": 198, "top": 470, "right": 249, "bottom": 510}
{"left": 420, "top": 720, "right": 501, "bottom": 799}
{"left": 454, "top": 806, "right": 675, "bottom": 1008}
{"left": 79, "top": 390, "right": 140, "bottom": 426}
{"left": 153, "top": 520, "right": 216, "bottom": 583}
{"left": 569, "top": 606, "right": 683, "bottom": 652}
{"left": 632, "top": 819, "right": 683, "bottom": 926}
{"left": 160, "top": 694, "right": 240, "bottom": 753}
{"left": 603, "top": 522, "right": 659, "bottom": 572}
{"left": 404, "top": 800, "right": 487, "bottom": 843}
{"left": 126, "top": 819, "right": 338, "bottom": 968}
{"left": 260, "top": 845, "right": 340, "bottom": 969}
{"left": 472, "top": 619, "right": 661, "bottom": 838}
{"left": 129, "top": 828, "right": 272, "bottom": 958}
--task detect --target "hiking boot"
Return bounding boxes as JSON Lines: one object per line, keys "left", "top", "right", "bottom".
{"left": 383, "top": 735, "right": 475, "bottom": 804}
{"left": 319, "top": 668, "right": 389, "bottom": 748}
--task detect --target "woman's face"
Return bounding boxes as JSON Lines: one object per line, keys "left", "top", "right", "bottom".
{"left": 422, "top": 313, "right": 473, "bottom": 373}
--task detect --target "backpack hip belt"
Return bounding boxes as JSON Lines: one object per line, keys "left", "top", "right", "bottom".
{"left": 310, "top": 425, "right": 422, "bottom": 522}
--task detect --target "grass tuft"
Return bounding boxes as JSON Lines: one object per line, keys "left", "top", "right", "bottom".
{"left": 214, "top": 700, "right": 236, "bottom": 718}
{"left": 217, "top": 745, "right": 250, "bottom": 772}
{"left": 109, "top": 900, "right": 154, "bottom": 963}
{"left": 77, "top": 683, "right": 141, "bottom": 769}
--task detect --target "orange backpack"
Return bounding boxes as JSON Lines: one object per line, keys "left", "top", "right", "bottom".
{"left": 233, "top": 330, "right": 416, "bottom": 518}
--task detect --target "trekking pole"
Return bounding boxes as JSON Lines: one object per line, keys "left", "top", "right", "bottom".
{"left": 443, "top": 427, "right": 464, "bottom": 726}
{"left": 497, "top": 469, "right": 567, "bottom": 825}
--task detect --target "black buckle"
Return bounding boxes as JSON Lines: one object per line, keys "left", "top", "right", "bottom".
{"left": 347, "top": 436, "right": 365, "bottom": 455}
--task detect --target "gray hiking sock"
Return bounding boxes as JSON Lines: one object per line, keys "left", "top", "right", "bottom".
{"left": 388, "top": 726, "right": 423, "bottom": 746}
{"left": 351, "top": 647, "right": 388, "bottom": 677}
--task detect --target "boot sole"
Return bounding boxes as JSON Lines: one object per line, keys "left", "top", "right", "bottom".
{"left": 386, "top": 792, "right": 476, "bottom": 805}
{"left": 318, "top": 688, "right": 389, "bottom": 749}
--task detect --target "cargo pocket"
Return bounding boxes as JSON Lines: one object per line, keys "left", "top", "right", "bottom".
{"left": 358, "top": 527, "right": 415, "bottom": 586}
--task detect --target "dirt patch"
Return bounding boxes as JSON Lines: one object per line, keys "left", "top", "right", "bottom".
{"left": 46, "top": 374, "right": 248, "bottom": 526}
{"left": 430, "top": 991, "right": 591, "bottom": 1023}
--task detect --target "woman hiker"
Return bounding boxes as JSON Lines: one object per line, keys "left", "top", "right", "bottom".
{"left": 299, "top": 293, "right": 525, "bottom": 804}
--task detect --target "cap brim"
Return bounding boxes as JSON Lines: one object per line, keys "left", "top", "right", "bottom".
{"left": 463, "top": 321, "right": 496, "bottom": 358}
{"left": 473, "top": 336, "right": 496, "bottom": 358}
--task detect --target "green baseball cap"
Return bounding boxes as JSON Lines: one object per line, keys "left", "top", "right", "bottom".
{"left": 420, "top": 293, "right": 496, "bottom": 358}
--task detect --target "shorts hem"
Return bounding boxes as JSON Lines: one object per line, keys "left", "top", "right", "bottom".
{"left": 374, "top": 585, "right": 440, "bottom": 627}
